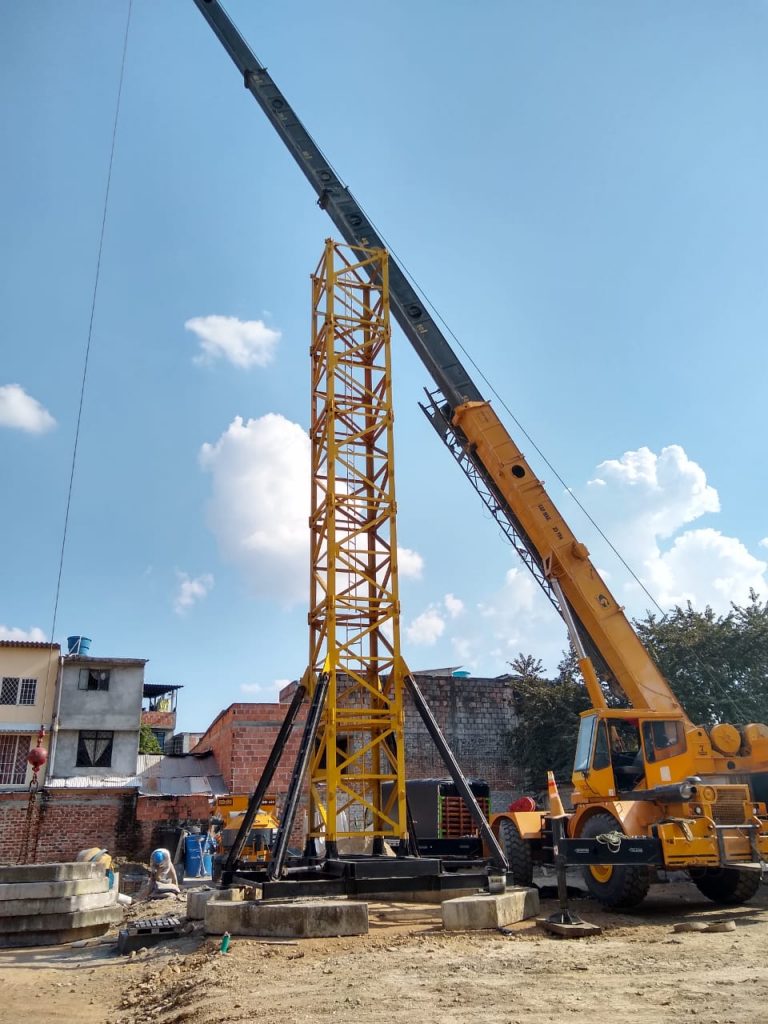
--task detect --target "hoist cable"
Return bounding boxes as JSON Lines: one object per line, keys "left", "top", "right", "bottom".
{"left": 47, "top": 0, "right": 133, "bottom": 652}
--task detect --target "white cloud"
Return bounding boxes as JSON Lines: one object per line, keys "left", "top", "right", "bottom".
{"left": 186, "top": 315, "right": 280, "bottom": 369}
{"left": 0, "top": 384, "right": 56, "bottom": 433}
{"left": 583, "top": 444, "right": 766, "bottom": 613}
{"left": 760, "top": 538, "right": 768, "bottom": 550}
{"left": 0, "top": 625, "right": 47, "bottom": 642}
{"left": 200, "top": 414, "right": 311, "bottom": 604}
{"left": 444, "top": 593, "right": 464, "bottom": 618}
{"left": 397, "top": 546, "right": 424, "bottom": 580}
{"left": 240, "top": 678, "right": 290, "bottom": 700}
{"left": 405, "top": 607, "right": 446, "bottom": 646}
{"left": 173, "top": 572, "right": 214, "bottom": 614}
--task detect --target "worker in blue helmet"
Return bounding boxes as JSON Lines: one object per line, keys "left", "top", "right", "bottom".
{"left": 139, "top": 847, "right": 180, "bottom": 901}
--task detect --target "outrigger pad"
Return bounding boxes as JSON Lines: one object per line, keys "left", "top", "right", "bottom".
{"left": 537, "top": 911, "right": 602, "bottom": 939}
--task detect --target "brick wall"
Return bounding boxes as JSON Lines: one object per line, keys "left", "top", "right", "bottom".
{"left": 404, "top": 675, "right": 523, "bottom": 812}
{"left": 0, "top": 789, "right": 145, "bottom": 864}
{"left": 141, "top": 710, "right": 176, "bottom": 730}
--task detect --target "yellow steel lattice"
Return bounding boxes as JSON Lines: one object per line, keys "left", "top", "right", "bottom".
{"left": 307, "top": 240, "right": 408, "bottom": 845}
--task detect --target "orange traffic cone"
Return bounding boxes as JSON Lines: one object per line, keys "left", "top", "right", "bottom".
{"left": 546, "top": 771, "right": 566, "bottom": 818}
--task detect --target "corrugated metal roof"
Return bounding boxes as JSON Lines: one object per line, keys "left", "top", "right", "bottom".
{"left": 0, "top": 640, "right": 59, "bottom": 649}
{"left": 143, "top": 683, "right": 183, "bottom": 697}
{"left": 46, "top": 775, "right": 141, "bottom": 789}
{"left": 47, "top": 751, "right": 226, "bottom": 797}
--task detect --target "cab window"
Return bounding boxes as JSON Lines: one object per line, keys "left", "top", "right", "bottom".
{"left": 592, "top": 720, "right": 611, "bottom": 771}
{"left": 642, "top": 720, "right": 686, "bottom": 763}
{"left": 573, "top": 715, "right": 597, "bottom": 773}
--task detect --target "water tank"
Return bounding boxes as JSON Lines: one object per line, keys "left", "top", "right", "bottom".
{"left": 67, "top": 635, "right": 92, "bottom": 655}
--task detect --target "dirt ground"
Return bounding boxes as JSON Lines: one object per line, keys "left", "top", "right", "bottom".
{"left": 1, "top": 880, "right": 767, "bottom": 1024}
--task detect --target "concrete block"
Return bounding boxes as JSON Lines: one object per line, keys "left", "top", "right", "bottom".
{"left": 186, "top": 888, "right": 217, "bottom": 920}
{"left": 0, "top": 888, "right": 117, "bottom": 917}
{"left": 0, "top": 904, "right": 123, "bottom": 935}
{"left": 0, "top": 878, "right": 109, "bottom": 900}
{"left": 205, "top": 898, "right": 368, "bottom": 939}
{"left": 441, "top": 887, "right": 540, "bottom": 931}
{"left": 0, "top": 921, "right": 119, "bottom": 949}
{"left": 0, "top": 862, "right": 104, "bottom": 884}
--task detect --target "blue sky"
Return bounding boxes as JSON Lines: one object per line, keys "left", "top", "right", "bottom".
{"left": 2, "top": 1, "right": 767, "bottom": 733}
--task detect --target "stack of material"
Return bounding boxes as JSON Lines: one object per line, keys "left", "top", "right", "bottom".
{"left": 0, "top": 862, "right": 123, "bottom": 948}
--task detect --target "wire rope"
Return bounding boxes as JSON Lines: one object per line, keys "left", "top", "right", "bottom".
{"left": 47, "top": 1, "right": 133, "bottom": 654}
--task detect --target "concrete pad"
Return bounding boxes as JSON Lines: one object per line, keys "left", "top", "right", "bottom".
{"left": 0, "top": 877, "right": 109, "bottom": 900}
{"left": 205, "top": 898, "right": 368, "bottom": 939}
{"left": 0, "top": 888, "right": 117, "bottom": 917}
{"left": 186, "top": 888, "right": 217, "bottom": 920}
{"left": 441, "top": 887, "right": 540, "bottom": 931}
{"left": 0, "top": 921, "right": 119, "bottom": 949}
{"left": 0, "top": 862, "right": 104, "bottom": 884}
{"left": 0, "top": 904, "right": 123, "bottom": 935}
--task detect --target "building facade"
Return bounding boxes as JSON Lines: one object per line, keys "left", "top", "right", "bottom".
{"left": 50, "top": 655, "right": 147, "bottom": 778}
{"left": 0, "top": 641, "right": 59, "bottom": 789}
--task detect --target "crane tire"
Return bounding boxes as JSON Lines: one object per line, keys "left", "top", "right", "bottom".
{"left": 498, "top": 817, "right": 533, "bottom": 887}
{"left": 691, "top": 867, "right": 761, "bottom": 905}
{"left": 579, "top": 813, "right": 650, "bottom": 909}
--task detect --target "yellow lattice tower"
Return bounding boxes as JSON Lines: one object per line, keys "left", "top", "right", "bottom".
{"left": 306, "top": 239, "right": 408, "bottom": 853}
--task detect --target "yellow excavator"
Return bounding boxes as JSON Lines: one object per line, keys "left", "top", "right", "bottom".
{"left": 210, "top": 795, "right": 279, "bottom": 882}
{"left": 193, "top": 0, "right": 768, "bottom": 906}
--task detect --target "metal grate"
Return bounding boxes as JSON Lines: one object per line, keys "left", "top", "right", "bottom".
{"left": 0, "top": 677, "right": 19, "bottom": 705}
{"left": 0, "top": 734, "right": 31, "bottom": 785}
{"left": 713, "top": 787, "right": 749, "bottom": 825}
{"left": 18, "top": 678, "right": 37, "bottom": 706}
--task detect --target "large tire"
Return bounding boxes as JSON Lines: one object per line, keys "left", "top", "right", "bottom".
{"left": 691, "top": 867, "right": 761, "bottom": 905}
{"left": 579, "top": 813, "right": 651, "bottom": 909}
{"left": 498, "top": 817, "right": 533, "bottom": 887}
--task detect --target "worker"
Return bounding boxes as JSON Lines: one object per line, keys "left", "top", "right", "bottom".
{"left": 138, "top": 848, "right": 180, "bottom": 901}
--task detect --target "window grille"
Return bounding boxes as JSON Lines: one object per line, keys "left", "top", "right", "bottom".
{"left": 0, "top": 734, "right": 30, "bottom": 785}
{"left": 76, "top": 730, "right": 114, "bottom": 768}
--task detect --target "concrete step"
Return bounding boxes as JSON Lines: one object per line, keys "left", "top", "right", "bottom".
{"left": 0, "top": 877, "right": 110, "bottom": 900}
{"left": 0, "top": 889, "right": 117, "bottom": 918}
{"left": 441, "top": 887, "right": 540, "bottom": 931}
{"left": 0, "top": 862, "right": 104, "bottom": 884}
{"left": 0, "top": 904, "right": 123, "bottom": 936}
{"left": 205, "top": 898, "right": 368, "bottom": 938}
{"left": 0, "top": 920, "right": 118, "bottom": 949}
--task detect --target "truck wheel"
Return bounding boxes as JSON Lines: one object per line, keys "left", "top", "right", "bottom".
{"left": 498, "top": 817, "right": 533, "bottom": 887}
{"left": 691, "top": 867, "right": 761, "bottom": 905}
{"left": 579, "top": 813, "right": 650, "bottom": 909}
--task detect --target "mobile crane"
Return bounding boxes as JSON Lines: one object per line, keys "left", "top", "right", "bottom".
{"left": 192, "top": 0, "right": 768, "bottom": 907}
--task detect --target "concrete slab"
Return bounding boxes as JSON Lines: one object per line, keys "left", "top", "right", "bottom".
{"left": 205, "top": 898, "right": 368, "bottom": 939}
{"left": 186, "top": 888, "right": 217, "bottom": 920}
{"left": 0, "top": 921, "right": 119, "bottom": 949}
{"left": 0, "top": 904, "right": 123, "bottom": 935}
{"left": 441, "top": 887, "right": 540, "bottom": 931}
{"left": 0, "top": 889, "right": 117, "bottom": 917}
{"left": 0, "top": 862, "right": 103, "bottom": 884}
{"left": 0, "top": 878, "right": 109, "bottom": 900}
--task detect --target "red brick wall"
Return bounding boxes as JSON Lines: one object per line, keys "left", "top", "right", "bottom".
{"left": 0, "top": 789, "right": 144, "bottom": 864}
{"left": 141, "top": 710, "right": 176, "bottom": 730}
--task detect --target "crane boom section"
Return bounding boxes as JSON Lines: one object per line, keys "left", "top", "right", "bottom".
{"left": 453, "top": 401, "right": 686, "bottom": 718}
{"left": 191, "top": 0, "right": 480, "bottom": 411}
{"left": 192, "top": 0, "right": 685, "bottom": 719}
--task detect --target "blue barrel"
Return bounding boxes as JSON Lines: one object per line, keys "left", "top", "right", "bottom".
{"left": 67, "top": 635, "right": 91, "bottom": 655}
{"left": 184, "top": 834, "right": 213, "bottom": 877}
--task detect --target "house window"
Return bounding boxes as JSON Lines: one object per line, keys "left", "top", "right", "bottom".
{"left": 0, "top": 678, "right": 37, "bottom": 706}
{"left": 76, "top": 730, "right": 114, "bottom": 768}
{"left": 0, "top": 734, "right": 31, "bottom": 785}
{"left": 78, "top": 669, "right": 110, "bottom": 692}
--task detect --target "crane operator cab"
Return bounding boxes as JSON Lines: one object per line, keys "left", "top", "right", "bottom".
{"left": 572, "top": 708, "right": 693, "bottom": 800}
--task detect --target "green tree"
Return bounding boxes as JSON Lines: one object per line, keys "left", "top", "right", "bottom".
{"left": 634, "top": 591, "right": 768, "bottom": 726}
{"left": 139, "top": 724, "right": 162, "bottom": 755}
{"left": 506, "top": 651, "right": 590, "bottom": 792}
